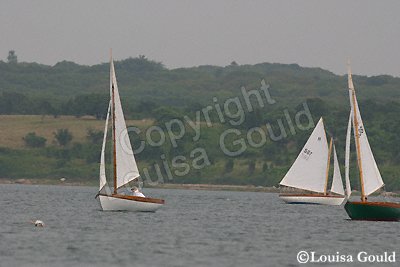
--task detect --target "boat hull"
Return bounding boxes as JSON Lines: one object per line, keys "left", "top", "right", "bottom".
{"left": 279, "top": 194, "right": 345, "bottom": 205}
{"left": 344, "top": 201, "right": 400, "bottom": 221}
{"left": 98, "top": 194, "right": 164, "bottom": 212}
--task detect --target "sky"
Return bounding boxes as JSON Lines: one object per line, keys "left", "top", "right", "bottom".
{"left": 1, "top": 0, "right": 399, "bottom": 76}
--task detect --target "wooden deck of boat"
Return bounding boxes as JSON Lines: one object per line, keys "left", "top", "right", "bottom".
{"left": 99, "top": 193, "right": 165, "bottom": 204}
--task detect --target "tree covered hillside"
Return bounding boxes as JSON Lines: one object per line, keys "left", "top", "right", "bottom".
{"left": 1, "top": 56, "right": 400, "bottom": 191}
{"left": 1, "top": 56, "right": 400, "bottom": 117}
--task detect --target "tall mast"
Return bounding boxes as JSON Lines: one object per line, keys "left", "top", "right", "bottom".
{"left": 111, "top": 51, "right": 117, "bottom": 195}
{"left": 324, "top": 137, "right": 333, "bottom": 195}
{"left": 348, "top": 63, "right": 366, "bottom": 202}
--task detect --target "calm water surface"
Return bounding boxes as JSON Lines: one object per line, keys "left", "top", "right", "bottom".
{"left": 0, "top": 184, "right": 399, "bottom": 267}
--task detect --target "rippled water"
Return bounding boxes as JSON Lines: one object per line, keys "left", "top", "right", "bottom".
{"left": 0, "top": 184, "right": 399, "bottom": 267}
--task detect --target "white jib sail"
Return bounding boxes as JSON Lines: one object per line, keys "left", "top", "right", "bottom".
{"left": 344, "top": 110, "right": 352, "bottom": 198}
{"left": 279, "top": 118, "right": 328, "bottom": 193}
{"left": 330, "top": 144, "right": 345, "bottom": 195}
{"left": 99, "top": 101, "right": 111, "bottom": 192}
{"left": 110, "top": 59, "right": 140, "bottom": 189}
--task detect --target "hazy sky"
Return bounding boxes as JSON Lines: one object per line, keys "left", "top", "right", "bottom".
{"left": 1, "top": 0, "right": 399, "bottom": 76}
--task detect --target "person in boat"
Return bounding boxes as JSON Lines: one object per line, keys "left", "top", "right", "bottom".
{"left": 131, "top": 186, "right": 145, "bottom": 197}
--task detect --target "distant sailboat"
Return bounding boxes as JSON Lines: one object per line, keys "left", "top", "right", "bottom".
{"left": 279, "top": 118, "right": 346, "bottom": 205}
{"left": 344, "top": 64, "right": 400, "bottom": 221}
{"left": 96, "top": 52, "right": 165, "bottom": 212}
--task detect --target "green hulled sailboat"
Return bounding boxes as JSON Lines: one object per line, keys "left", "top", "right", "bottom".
{"left": 344, "top": 64, "right": 400, "bottom": 221}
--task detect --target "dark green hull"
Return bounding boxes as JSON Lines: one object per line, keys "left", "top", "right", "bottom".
{"left": 344, "top": 201, "right": 400, "bottom": 221}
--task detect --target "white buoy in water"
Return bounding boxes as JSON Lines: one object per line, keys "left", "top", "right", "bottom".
{"left": 31, "top": 220, "right": 45, "bottom": 227}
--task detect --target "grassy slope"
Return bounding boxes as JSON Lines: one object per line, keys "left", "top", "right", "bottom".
{"left": 0, "top": 115, "right": 153, "bottom": 148}
{"left": 0, "top": 115, "right": 279, "bottom": 185}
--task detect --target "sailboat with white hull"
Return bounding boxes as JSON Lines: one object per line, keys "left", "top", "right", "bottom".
{"left": 279, "top": 118, "right": 346, "bottom": 205}
{"left": 344, "top": 64, "right": 400, "bottom": 221}
{"left": 96, "top": 53, "right": 165, "bottom": 212}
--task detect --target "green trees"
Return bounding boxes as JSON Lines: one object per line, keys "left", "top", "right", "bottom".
{"left": 54, "top": 129, "right": 73, "bottom": 147}
{"left": 153, "top": 106, "right": 183, "bottom": 125}
{"left": 64, "top": 94, "right": 108, "bottom": 119}
{"left": 0, "top": 92, "right": 32, "bottom": 114}
{"left": 23, "top": 132, "right": 46, "bottom": 148}
{"left": 224, "top": 159, "right": 234, "bottom": 173}
{"left": 1, "top": 58, "right": 400, "bottom": 190}
{"left": 86, "top": 129, "right": 103, "bottom": 144}
{"left": 1, "top": 57, "right": 400, "bottom": 121}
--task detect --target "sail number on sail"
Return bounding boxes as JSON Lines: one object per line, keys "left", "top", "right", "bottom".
{"left": 357, "top": 125, "right": 364, "bottom": 136}
{"left": 302, "top": 148, "right": 313, "bottom": 160}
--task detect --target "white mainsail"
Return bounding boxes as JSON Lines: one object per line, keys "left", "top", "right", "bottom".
{"left": 330, "top": 144, "right": 345, "bottom": 195}
{"left": 344, "top": 111, "right": 352, "bottom": 198}
{"left": 348, "top": 69, "right": 384, "bottom": 196}
{"left": 110, "top": 59, "right": 140, "bottom": 189}
{"left": 279, "top": 118, "right": 328, "bottom": 193}
{"left": 99, "top": 102, "right": 111, "bottom": 193}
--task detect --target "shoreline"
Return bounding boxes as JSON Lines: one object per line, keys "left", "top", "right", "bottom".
{"left": 147, "top": 183, "right": 280, "bottom": 192}
{"left": 0, "top": 178, "right": 91, "bottom": 187}
{"left": 1, "top": 178, "right": 399, "bottom": 196}
{"left": 0, "top": 178, "right": 280, "bottom": 192}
